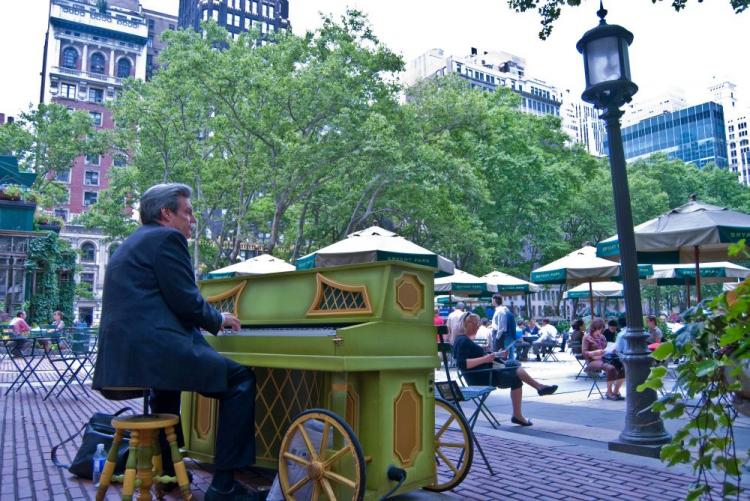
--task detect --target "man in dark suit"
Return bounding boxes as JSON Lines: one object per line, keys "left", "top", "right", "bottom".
{"left": 93, "top": 183, "right": 259, "bottom": 501}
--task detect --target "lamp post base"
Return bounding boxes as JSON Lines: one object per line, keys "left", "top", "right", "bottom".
{"left": 608, "top": 439, "right": 667, "bottom": 459}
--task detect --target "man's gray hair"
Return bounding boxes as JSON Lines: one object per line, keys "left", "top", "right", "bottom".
{"left": 140, "top": 183, "right": 192, "bottom": 225}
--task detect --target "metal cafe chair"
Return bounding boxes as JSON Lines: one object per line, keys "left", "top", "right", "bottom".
{"left": 44, "top": 328, "right": 98, "bottom": 400}
{"left": 435, "top": 329, "right": 495, "bottom": 475}
{"left": 2, "top": 336, "right": 50, "bottom": 395}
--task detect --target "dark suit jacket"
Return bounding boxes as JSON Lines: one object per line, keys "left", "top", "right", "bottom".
{"left": 92, "top": 223, "right": 227, "bottom": 393}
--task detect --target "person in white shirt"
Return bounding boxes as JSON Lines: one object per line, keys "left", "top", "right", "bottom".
{"left": 532, "top": 319, "right": 558, "bottom": 361}
{"left": 475, "top": 318, "right": 492, "bottom": 350}
{"left": 491, "top": 294, "right": 509, "bottom": 352}
{"left": 445, "top": 302, "right": 466, "bottom": 343}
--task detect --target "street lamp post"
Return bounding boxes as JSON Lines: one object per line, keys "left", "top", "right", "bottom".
{"left": 577, "top": 2, "right": 671, "bottom": 454}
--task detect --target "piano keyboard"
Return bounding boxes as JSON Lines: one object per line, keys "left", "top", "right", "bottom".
{"left": 221, "top": 327, "right": 338, "bottom": 337}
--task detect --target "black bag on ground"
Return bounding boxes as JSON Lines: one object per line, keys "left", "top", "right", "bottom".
{"left": 51, "top": 407, "right": 132, "bottom": 479}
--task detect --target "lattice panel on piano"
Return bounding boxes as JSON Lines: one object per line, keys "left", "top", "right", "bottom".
{"left": 307, "top": 273, "right": 373, "bottom": 316}
{"left": 321, "top": 282, "right": 366, "bottom": 310}
{"left": 255, "top": 367, "right": 325, "bottom": 462}
{"left": 206, "top": 281, "right": 246, "bottom": 317}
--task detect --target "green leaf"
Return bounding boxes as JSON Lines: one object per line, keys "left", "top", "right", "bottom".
{"left": 651, "top": 365, "right": 668, "bottom": 378}
{"left": 651, "top": 341, "right": 674, "bottom": 361}
{"left": 662, "top": 403, "right": 686, "bottom": 419}
{"left": 694, "top": 359, "right": 719, "bottom": 377}
{"left": 719, "top": 326, "right": 744, "bottom": 346}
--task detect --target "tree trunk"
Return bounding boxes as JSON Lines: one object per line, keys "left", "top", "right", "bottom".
{"left": 291, "top": 200, "right": 310, "bottom": 260}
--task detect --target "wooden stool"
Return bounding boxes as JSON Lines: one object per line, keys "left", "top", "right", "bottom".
{"left": 95, "top": 413, "right": 192, "bottom": 501}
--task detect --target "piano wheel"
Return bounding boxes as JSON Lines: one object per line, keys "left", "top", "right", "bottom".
{"left": 278, "top": 408, "right": 366, "bottom": 501}
{"left": 424, "top": 398, "right": 474, "bottom": 492}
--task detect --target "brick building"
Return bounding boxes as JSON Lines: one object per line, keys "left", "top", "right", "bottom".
{"left": 39, "top": 0, "right": 176, "bottom": 325}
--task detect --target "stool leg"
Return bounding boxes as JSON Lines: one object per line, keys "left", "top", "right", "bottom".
{"left": 137, "top": 430, "right": 155, "bottom": 501}
{"left": 152, "top": 443, "right": 165, "bottom": 500}
{"left": 96, "top": 429, "right": 124, "bottom": 501}
{"left": 165, "top": 426, "right": 193, "bottom": 501}
{"left": 121, "top": 430, "right": 139, "bottom": 500}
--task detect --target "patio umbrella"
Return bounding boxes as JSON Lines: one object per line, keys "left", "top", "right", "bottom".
{"left": 646, "top": 262, "right": 750, "bottom": 306}
{"left": 296, "top": 226, "right": 455, "bottom": 276}
{"left": 531, "top": 245, "right": 652, "bottom": 315}
{"left": 434, "top": 269, "right": 498, "bottom": 297}
{"left": 597, "top": 198, "right": 750, "bottom": 302}
{"left": 563, "top": 281, "right": 624, "bottom": 299}
{"left": 481, "top": 271, "right": 540, "bottom": 294}
{"left": 208, "top": 253, "right": 295, "bottom": 278}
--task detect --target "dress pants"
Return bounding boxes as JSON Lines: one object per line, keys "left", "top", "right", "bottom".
{"left": 151, "top": 357, "right": 256, "bottom": 472}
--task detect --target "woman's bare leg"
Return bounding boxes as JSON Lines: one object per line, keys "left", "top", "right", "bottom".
{"left": 515, "top": 367, "right": 542, "bottom": 390}
{"left": 510, "top": 387, "right": 526, "bottom": 421}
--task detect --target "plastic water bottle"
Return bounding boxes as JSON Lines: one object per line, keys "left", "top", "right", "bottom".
{"left": 92, "top": 443, "right": 106, "bottom": 486}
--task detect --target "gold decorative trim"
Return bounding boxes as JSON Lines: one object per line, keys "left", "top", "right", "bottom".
{"left": 193, "top": 394, "right": 216, "bottom": 440}
{"left": 306, "top": 273, "right": 373, "bottom": 316}
{"left": 206, "top": 281, "right": 247, "bottom": 317}
{"left": 395, "top": 273, "right": 425, "bottom": 315}
{"left": 393, "top": 383, "right": 422, "bottom": 467}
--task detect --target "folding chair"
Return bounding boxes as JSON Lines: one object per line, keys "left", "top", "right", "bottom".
{"left": 574, "top": 354, "right": 587, "bottom": 379}
{"left": 435, "top": 330, "right": 496, "bottom": 476}
{"left": 2, "top": 337, "right": 49, "bottom": 395}
{"left": 580, "top": 358, "right": 605, "bottom": 399}
{"left": 542, "top": 342, "right": 561, "bottom": 362}
{"left": 44, "top": 328, "right": 97, "bottom": 400}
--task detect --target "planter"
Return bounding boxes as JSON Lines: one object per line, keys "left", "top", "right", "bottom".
{"left": 0, "top": 200, "right": 37, "bottom": 231}
{"left": 37, "top": 223, "right": 62, "bottom": 233}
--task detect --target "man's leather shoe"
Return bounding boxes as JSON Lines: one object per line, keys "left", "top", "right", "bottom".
{"left": 205, "top": 481, "right": 268, "bottom": 501}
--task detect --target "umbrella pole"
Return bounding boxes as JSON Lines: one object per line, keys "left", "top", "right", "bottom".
{"left": 589, "top": 281, "right": 594, "bottom": 318}
{"left": 685, "top": 277, "right": 691, "bottom": 308}
{"left": 694, "top": 246, "right": 702, "bottom": 303}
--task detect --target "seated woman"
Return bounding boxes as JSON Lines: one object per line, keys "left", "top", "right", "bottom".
{"left": 568, "top": 319, "right": 586, "bottom": 355}
{"left": 452, "top": 312, "right": 558, "bottom": 426}
{"left": 582, "top": 317, "right": 625, "bottom": 400}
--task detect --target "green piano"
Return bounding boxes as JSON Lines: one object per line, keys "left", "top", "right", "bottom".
{"left": 181, "top": 261, "right": 473, "bottom": 500}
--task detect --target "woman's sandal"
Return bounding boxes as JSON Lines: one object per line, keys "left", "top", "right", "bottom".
{"left": 511, "top": 416, "right": 533, "bottom": 427}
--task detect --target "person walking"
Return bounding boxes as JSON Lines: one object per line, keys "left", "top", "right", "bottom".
{"left": 92, "top": 183, "right": 261, "bottom": 501}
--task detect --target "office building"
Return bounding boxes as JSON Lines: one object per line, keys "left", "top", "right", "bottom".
{"left": 611, "top": 102, "right": 728, "bottom": 168}
{"left": 178, "top": 0, "right": 290, "bottom": 38}
{"left": 728, "top": 111, "right": 750, "bottom": 185}
{"left": 406, "top": 48, "right": 563, "bottom": 118}
{"left": 406, "top": 49, "right": 611, "bottom": 156}
{"left": 143, "top": 8, "right": 178, "bottom": 80}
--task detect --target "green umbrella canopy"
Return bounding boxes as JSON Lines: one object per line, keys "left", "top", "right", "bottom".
{"left": 481, "top": 270, "right": 540, "bottom": 294}
{"left": 208, "top": 253, "right": 295, "bottom": 279}
{"left": 296, "top": 226, "right": 455, "bottom": 276}
{"left": 646, "top": 261, "right": 750, "bottom": 286}
{"left": 597, "top": 200, "right": 750, "bottom": 264}
{"left": 531, "top": 245, "right": 652, "bottom": 284}
{"left": 434, "top": 269, "right": 498, "bottom": 296}
{"left": 563, "top": 281, "right": 623, "bottom": 300}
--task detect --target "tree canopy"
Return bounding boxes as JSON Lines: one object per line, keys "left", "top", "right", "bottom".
{"left": 508, "top": 0, "right": 749, "bottom": 39}
{"left": 28, "top": 11, "right": 750, "bottom": 280}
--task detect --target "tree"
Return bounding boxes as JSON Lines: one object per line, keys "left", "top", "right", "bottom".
{"left": 0, "top": 103, "right": 107, "bottom": 208}
{"left": 508, "top": 0, "right": 749, "bottom": 39}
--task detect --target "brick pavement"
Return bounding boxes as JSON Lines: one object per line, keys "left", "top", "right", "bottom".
{"left": 0, "top": 359, "right": 731, "bottom": 501}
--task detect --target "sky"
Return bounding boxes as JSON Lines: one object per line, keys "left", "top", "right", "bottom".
{"left": 1, "top": 0, "right": 748, "bottom": 118}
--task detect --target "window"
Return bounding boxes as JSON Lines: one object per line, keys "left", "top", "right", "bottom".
{"left": 113, "top": 154, "right": 127, "bottom": 167}
{"left": 80, "top": 243, "right": 96, "bottom": 262}
{"left": 88, "top": 87, "right": 103, "bottom": 103}
{"left": 234, "top": 15, "right": 240, "bottom": 27}
{"left": 85, "top": 154, "right": 100, "bottom": 166}
{"left": 212, "top": 10, "right": 218, "bottom": 21}
{"left": 108, "top": 243, "right": 120, "bottom": 259}
{"left": 60, "top": 82, "right": 76, "bottom": 99}
{"left": 169, "top": 24, "right": 175, "bottom": 30}
{"left": 54, "top": 209, "right": 68, "bottom": 222}
{"left": 116, "top": 58, "right": 131, "bottom": 78}
{"left": 55, "top": 169, "right": 71, "bottom": 183}
{"left": 90, "top": 111, "right": 103, "bottom": 126}
{"left": 269, "top": 5, "right": 274, "bottom": 17}
{"left": 84, "top": 171, "right": 100, "bottom": 186}
{"left": 148, "top": 19, "right": 155, "bottom": 30}
{"left": 89, "top": 53, "right": 106, "bottom": 74}
{"left": 62, "top": 47, "right": 78, "bottom": 69}
{"left": 83, "top": 191, "right": 98, "bottom": 206}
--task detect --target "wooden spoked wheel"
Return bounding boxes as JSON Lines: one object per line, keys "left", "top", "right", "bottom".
{"left": 424, "top": 397, "right": 473, "bottom": 492}
{"left": 278, "top": 409, "right": 366, "bottom": 501}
